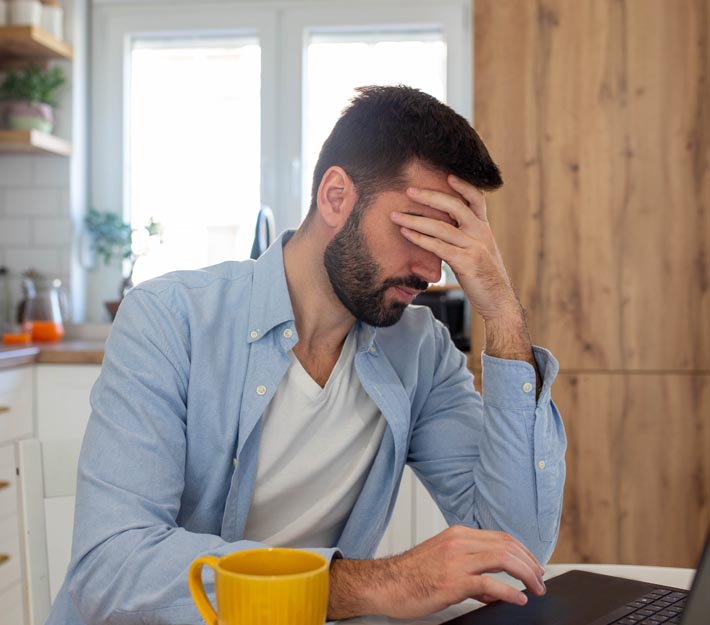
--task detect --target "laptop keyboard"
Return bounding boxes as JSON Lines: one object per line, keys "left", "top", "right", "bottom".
{"left": 612, "top": 588, "right": 688, "bottom": 624}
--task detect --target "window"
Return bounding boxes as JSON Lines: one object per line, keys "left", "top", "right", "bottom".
{"left": 302, "top": 29, "right": 447, "bottom": 216}
{"left": 128, "top": 37, "right": 261, "bottom": 284}
{"left": 89, "top": 1, "right": 471, "bottom": 319}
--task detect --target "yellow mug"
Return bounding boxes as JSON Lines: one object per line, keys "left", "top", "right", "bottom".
{"left": 188, "top": 548, "right": 329, "bottom": 625}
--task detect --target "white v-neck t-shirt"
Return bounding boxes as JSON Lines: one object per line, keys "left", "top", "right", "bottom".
{"left": 243, "top": 328, "right": 386, "bottom": 548}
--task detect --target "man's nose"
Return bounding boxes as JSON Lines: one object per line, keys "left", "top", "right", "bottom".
{"left": 412, "top": 251, "right": 442, "bottom": 286}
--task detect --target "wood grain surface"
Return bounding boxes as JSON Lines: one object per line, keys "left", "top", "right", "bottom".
{"left": 472, "top": 0, "right": 710, "bottom": 567}
{"left": 551, "top": 372, "right": 710, "bottom": 567}
{"left": 472, "top": 0, "right": 710, "bottom": 371}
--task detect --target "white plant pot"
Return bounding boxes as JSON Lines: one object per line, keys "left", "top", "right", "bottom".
{"left": 4, "top": 101, "right": 54, "bottom": 133}
{"left": 9, "top": 0, "right": 42, "bottom": 26}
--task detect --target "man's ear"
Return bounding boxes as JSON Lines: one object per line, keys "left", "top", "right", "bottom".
{"left": 316, "top": 166, "right": 357, "bottom": 229}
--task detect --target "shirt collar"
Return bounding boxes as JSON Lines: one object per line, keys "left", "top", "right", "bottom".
{"left": 246, "top": 229, "right": 297, "bottom": 343}
{"left": 246, "top": 228, "right": 379, "bottom": 348}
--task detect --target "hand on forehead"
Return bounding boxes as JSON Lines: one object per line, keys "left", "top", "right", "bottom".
{"left": 399, "top": 161, "right": 471, "bottom": 227}
{"left": 402, "top": 198, "right": 459, "bottom": 227}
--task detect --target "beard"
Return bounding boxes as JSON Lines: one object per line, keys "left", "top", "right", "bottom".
{"left": 323, "top": 205, "right": 430, "bottom": 327}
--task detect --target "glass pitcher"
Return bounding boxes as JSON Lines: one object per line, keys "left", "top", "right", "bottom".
{"left": 22, "top": 278, "right": 65, "bottom": 342}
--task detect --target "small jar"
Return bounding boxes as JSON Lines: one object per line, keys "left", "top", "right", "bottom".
{"left": 9, "top": 0, "right": 42, "bottom": 27}
{"left": 41, "top": 0, "right": 63, "bottom": 39}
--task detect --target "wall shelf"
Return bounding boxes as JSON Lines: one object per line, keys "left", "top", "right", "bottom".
{"left": 0, "top": 25, "right": 73, "bottom": 70}
{"left": 0, "top": 130, "right": 71, "bottom": 156}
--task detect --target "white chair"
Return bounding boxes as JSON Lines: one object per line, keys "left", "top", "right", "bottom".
{"left": 16, "top": 438, "right": 82, "bottom": 625}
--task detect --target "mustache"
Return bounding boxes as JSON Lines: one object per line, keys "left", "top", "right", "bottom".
{"left": 380, "top": 275, "right": 430, "bottom": 293}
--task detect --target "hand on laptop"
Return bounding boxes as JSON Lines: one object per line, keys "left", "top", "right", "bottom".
{"left": 328, "top": 525, "right": 547, "bottom": 620}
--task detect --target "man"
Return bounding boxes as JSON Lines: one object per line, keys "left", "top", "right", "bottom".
{"left": 48, "top": 85, "right": 566, "bottom": 624}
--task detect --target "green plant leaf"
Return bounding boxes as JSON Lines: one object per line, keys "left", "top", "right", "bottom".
{"left": 0, "top": 64, "right": 66, "bottom": 105}
{"left": 84, "top": 208, "right": 132, "bottom": 266}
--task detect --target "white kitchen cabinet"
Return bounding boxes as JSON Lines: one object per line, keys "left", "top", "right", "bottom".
{"left": 0, "top": 513, "right": 23, "bottom": 593}
{"left": 0, "top": 365, "right": 34, "bottom": 625}
{"left": 0, "top": 362, "right": 102, "bottom": 625}
{"left": 0, "top": 367, "right": 33, "bottom": 444}
{"left": 376, "top": 466, "right": 449, "bottom": 557}
{"left": 31, "top": 364, "right": 100, "bottom": 605}
{"left": 35, "top": 365, "right": 101, "bottom": 441}
{"left": 413, "top": 475, "right": 448, "bottom": 544}
{"left": 0, "top": 581, "right": 25, "bottom": 625}
{"left": 376, "top": 466, "right": 415, "bottom": 557}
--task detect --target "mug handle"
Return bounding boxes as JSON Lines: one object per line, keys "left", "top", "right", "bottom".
{"left": 188, "top": 555, "right": 219, "bottom": 625}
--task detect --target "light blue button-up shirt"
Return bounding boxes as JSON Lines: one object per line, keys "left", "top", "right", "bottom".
{"left": 48, "top": 231, "right": 566, "bottom": 625}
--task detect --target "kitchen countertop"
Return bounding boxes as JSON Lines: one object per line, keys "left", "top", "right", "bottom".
{"left": 0, "top": 339, "right": 105, "bottom": 369}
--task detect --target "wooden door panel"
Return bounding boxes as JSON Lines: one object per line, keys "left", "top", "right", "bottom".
{"left": 549, "top": 372, "right": 710, "bottom": 567}
{"left": 472, "top": 0, "right": 710, "bottom": 371}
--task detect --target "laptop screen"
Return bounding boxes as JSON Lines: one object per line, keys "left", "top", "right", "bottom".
{"left": 680, "top": 529, "right": 710, "bottom": 625}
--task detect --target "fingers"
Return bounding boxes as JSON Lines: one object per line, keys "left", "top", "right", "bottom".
{"left": 472, "top": 593, "right": 504, "bottom": 605}
{"left": 404, "top": 177, "right": 488, "bottom": 224}
{"left": 443, "top": 526, "right": 545, "bottom": 597}
{"left": 390, "top": 211, "right": 471, "bottom": 249}
{"left": 447, "top": 174, "right": 488, "bottom": 221}
{"left": 397, "top": 225, "right": 460, "bottom": 263}
{"left": 471, "top": 529, "right": 545, "bottom": 577}
{"left": 405, "top": 186, "right": 469, "bottom": 224}
{"left": 471, "top": 549, "right": 546, "bottom": 598}
{"left": 467, "top": 575, "right": 528, "bottom": 607}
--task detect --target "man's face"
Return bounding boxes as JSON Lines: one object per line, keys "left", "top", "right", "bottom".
{"left": 323, "top": 161, "right": 457, "bottom": 327}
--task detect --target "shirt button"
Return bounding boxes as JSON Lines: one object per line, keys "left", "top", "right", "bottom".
{"left": 369, "top": 346, "right": 376, "bottom": 353}
{"left": 283, "top": 328, "right": 293, "bottom": 338}
{"left": 232, "top": 457, "right": 238, "bottom": 468}
{"left": 256, "top": 385, "right": 267, "bottom": 396}
{"left": 522, "top": 382, "right": 534, "bottom": 393}
{"left": 538, "top": 460, "right": 546, "bottom": 470}
{"left": 249, "top": 330, "right": 259, "bottom": 339}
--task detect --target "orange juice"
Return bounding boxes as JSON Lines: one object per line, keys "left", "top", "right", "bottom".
{"left": 2, "top": 332, "right": 32, "bottom": 345}
{"left": 31, "top": 321, "right": 64, "bottom": 342}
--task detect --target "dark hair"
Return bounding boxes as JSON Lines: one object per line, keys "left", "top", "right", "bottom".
{"left": 308, "top": 85, "right": 503, "bottom": 215}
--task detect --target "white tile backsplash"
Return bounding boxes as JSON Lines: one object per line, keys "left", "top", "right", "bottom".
{"left": 33, "top": 218, "right": 72, "bottom": 246}
{"left": 5, "top": 187, "right": 63, "bottom": 216}
{"left": 58, "top": 248, "right": 73, "bottom": 275}
{"left": 0, "top": 183, "right": 72, "bottom": 321}
{"left": 59, "top": 187, "right": 71, "bottom": 216}
{"left": 0, "top": 156, "right": 32, "bottom": 186}
{"left": 5, "top": 248, "right": 61, "bottom": 275}
{"left": 0, "top": 219, "right": 32, "bottom": 246}
{"left": 32, "top": 156, "right": 71, "bottom": 185}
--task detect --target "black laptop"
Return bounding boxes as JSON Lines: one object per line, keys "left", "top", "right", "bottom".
{"left": 443, "top": 531, "right": 709, "bottom": 625}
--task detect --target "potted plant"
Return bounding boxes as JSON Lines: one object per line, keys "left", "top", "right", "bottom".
{"left": 84, "top": 208, "right": 163, "bottom": 320}
{"left": 0, "top": 65, "right": 65, "bottom": 133}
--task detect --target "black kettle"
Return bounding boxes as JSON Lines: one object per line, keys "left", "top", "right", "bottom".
{"left": 250, "top": 206, "right": 275, "bottom": 260}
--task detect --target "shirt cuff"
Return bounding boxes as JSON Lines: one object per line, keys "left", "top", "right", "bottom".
{"left": 480, "top": 345, "right": 559, "bottom": 410}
